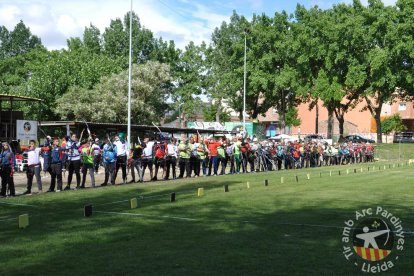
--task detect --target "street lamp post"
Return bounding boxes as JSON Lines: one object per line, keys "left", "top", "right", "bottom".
{"left": 243, "top": 28, "right": 250, "bottom": 136}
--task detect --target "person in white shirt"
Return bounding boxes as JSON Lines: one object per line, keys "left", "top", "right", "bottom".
{"left": 113, "top": 134, "right": 127, "bottom": 184}
{"left": 91, "top": 138, "right": 101, "bottom": 173}
{"left": 142, "top": 137, "right": 155, "bottom": 181}
{"left": 165, "top": 138, "right": 178, "bottom": 180}
{"left": 65, "top": 134, "right": 81, "bottom": 190}
{"left": 23, "top": 140, "right": 42, "bottom": 195}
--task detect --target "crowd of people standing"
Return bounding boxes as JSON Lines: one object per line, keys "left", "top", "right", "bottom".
{"left": 0, "top": 132, "right": 375, "bottom": 197}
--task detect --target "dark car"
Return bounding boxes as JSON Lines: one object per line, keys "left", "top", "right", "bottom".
{"left": 303, "top": 134, "right": 324, "bottom": 142}
{"left": 344, "top": 135, "right": 375, "bottom": 143}
{"left": 393, "top": 132, "right": 414, "bottom": 143}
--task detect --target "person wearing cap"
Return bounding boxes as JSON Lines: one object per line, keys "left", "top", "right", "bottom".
{"left": 91, "top": 138, "right": 101, "bottom": 174}
{"left": 23, "top": 140, "right": 43, "bottom": 195}
{"left": 113, "top": 133, "right": 127, "bottom": 184}
{"left": 0, "top": 142, "right": 15, "bottom": 197}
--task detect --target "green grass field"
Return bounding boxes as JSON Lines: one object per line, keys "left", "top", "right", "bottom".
{"left": 1, "top": 144, "right": 413, "bottom": 275}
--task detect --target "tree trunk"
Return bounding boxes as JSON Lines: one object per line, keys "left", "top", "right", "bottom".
{"left": 327, "top": 105, "right": 334, "bottom": 139}
{"left": 315, "top": 103, "right": 319, "bottom": 134}
{"left": 364, "top": 95, "right": 383, "bottom": 143}
{"left": 375, "top": 113, "right": 382, "bottom": 143}
{"left": 279, "top": 107, "right": 286, "bottom": 134}
{"left": 215, "top": 99, "right": 222, "bottom": 123}
{"left": 181, "top": 112, "right": 186, "bottom": 128}
{"left": 337, "top": 114, "right": 344, "bottom": 139}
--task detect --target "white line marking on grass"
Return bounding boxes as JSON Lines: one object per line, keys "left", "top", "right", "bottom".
{"left": 0, "top": 217, "right": 17, "bottom": 222}
{"left": 95, "top": 211, "right": 198, "bottom": 221}
{"left": 94, "top": 200, "right": 129, "bottom": 207}
{"left": 0, "top": 201, "right": 37, "bottom": 207}
{"left": 95, "top": 210, "right": 414, "bottom": 234}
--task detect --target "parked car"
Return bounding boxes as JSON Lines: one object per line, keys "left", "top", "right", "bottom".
{"left": 393, "top": 132, "right": 414, "bottom": 143}
{"left": 303, "top": 134, "right": 325, "bottom": 142}
{"left": 344, "top": 135, "right": 375, "bottom": 143}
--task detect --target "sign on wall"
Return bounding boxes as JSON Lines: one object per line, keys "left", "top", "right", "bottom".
{"left": 16, "top": 120, "right": 37, "bottom": 140}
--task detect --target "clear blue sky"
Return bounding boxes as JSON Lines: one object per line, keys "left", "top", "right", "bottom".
{"left": 0, "top": 0, "right": 396, "bottom": 49}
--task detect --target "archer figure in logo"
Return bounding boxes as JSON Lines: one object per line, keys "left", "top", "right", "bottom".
{"left": 356, "top": 226, "right": 390, "bottom": 249}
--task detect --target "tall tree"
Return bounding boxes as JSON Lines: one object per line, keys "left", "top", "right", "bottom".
{"left": 56, "top": 61, "right": 171, "bottom": 124}
{"left": 2, "top": 21, "right": 42, "bottom": 58}
{"left": 83, "top": 24, "right": 102, "bottom": 54}
{"left": 173, "top": 41, "right": 207, "bottom": 127}
{"left": 359, "top": 0, "right": 399, "bottom": 143}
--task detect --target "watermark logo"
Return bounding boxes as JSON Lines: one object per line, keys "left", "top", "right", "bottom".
{"left": 342, "top": 206, "right": 404, "bottom": 273}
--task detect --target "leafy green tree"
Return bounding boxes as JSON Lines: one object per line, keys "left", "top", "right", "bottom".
{"left": 55, "top": 61, "right": 171, "bottom": 124}
{"left": 83, "top": 24, "right": 102, "bottom": 54}
{"left": 27, "top": 48, "right": 123, "bottom": 120}
{"left": 381, "top": 114, "right": 407, "bottom": 135}
{"left": 358, "top": 0, "right": 399, "bottom": 143}
{"left": 285, "top": 106, "right": 301, "bottom": 127}
{"left": 203, "top": 102, "right": 231, "bottom": 123}
{"left": 0, "top": 21, "right": 42, "bottom": 59}
{"left": 173, "top": 41, "right": 208, "bottom": 127}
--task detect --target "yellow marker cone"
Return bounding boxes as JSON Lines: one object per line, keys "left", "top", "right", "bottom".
{"left": 346, "top": 169, "right": 349, "bottom": 174}
{"left": 18, "top": 214, "right": 29, "bottom": 229}
{"left": 246, "top": 182, "right": 250, "bottom": 189}
{"left": 306, "top": 173, "right": 310, "bottom": 180}
{"left": 281, "top": 177, "right": 284, "bottom": 184}
{"left": 361, "top": 168, "right": 363, "bottom": 172}
{"left": 330, "top": 171, "right": 332, "bottom": 177}
{"left": 130, "top": 198, "right": 138, "bottom": 209}
{"left": 198, "top": 188, "right": 205, "bottom": 197}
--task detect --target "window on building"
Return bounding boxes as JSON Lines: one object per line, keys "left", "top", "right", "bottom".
{"left": 399, "top": 103, "right": 407, "bottom": 111}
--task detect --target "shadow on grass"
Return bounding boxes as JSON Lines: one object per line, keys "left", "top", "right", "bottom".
{"left": 1, "top": 174, "right": 413, "bottom": 275}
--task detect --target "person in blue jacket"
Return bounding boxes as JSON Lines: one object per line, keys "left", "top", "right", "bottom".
{"left": 101, "top": 137, "right": 117, "bottom": 186}
{"left": 0, "top": 142, "right": 15, "bottom": 197}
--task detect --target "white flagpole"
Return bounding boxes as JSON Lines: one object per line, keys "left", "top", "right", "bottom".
{"left": 127, "top": 0, "right": 133, "bottom": 150}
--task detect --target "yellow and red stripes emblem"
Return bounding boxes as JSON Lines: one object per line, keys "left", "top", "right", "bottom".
{"left": 353, "top": 246, "right": 391, "bottom": 261}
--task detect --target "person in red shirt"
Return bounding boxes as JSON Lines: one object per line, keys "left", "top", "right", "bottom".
{"left": 207, "top": 136, "right": 222, "bottom": 176}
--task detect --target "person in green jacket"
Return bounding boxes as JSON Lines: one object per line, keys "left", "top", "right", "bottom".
{"left": 234, "top": 137, "right": 242, "bottom": 173}
{"left": 178, "top": 138, "right": 191, "bottom": 178}
{"left": 81, "top": 140, "right": 95, "bottom": 188}
{"left": 217, "top": 143, "right": 226, "bottom": 175}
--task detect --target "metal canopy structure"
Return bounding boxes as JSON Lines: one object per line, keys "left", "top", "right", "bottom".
{"left": 0, "top": 94, "right": 42, "bottom": 140}
{"left": 39, "top": 121, "right": 233, "bottom": 138}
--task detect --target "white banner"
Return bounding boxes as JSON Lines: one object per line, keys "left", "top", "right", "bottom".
{"left": 16, "top": 120, "right": 38, "bottom": 140}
